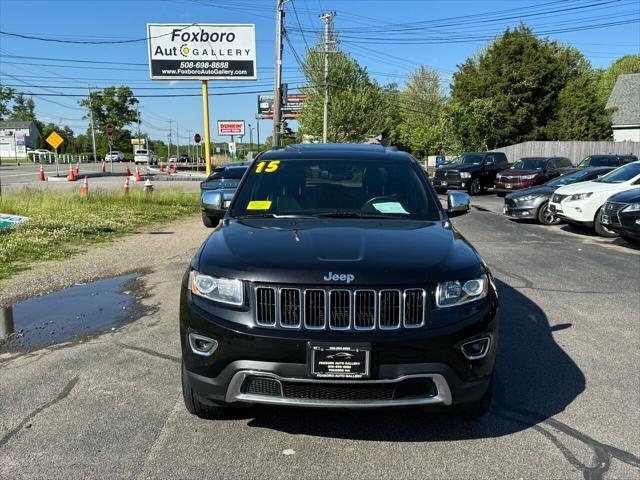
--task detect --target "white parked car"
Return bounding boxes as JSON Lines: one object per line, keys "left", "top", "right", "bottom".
{"left": 105, "top": 151, "right": 125, "bottom": 162}
{"left": 549, "top": 161, "right": 640, "bottom": 237}
{"left": 134, "top": 149, "right": 158, "bottom": 165}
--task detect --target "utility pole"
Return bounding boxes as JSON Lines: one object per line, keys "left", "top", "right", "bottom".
{"left": 176, "top": 121, "right": 179, "bottom": 156}
{"left": 273, "top": 0, "right": 285, "bottom": 148}
{"left": 168, "top": 119, "right": 172, "bottom": 159}
{"left": 188, "top": 128, "right": 191, "bottom": 161}
{"left": 320, "top": 11, "right": 336, "bottom": 143}
{"left": 88, "top": 86, "right": 98, "bottom": 162}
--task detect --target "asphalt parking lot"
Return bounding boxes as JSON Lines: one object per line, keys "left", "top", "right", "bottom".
{"left": 1, "top": 190, "right": 639, "bottom": 479}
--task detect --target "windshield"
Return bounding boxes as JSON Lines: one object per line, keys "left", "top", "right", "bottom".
{"left": 450, "top": 154, "right": 484, "bottom": 165}
{"left": 595, "top": 163, "right": 640, "bottom": 184}
{"left": 511, "top": 158, "right": 546, "bottom": 170}
{"left": 209, "top": 167, "right": 247, "bottom": 180}
{"left": 578, "top": 156, "right": 617, "bottom": 168}
{"left": 136, "top": 150, "right": 148, "bottom": 155}
{"left": 231, "top": 158, "right": 440, "bottom": 220}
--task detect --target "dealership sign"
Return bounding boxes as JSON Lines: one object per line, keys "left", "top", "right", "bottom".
{"left": 257, "top": 94, "right": 307, "bottom": 119}
{"left": 147, "top": 24, "right": 256, "bottom": 80}
{"left": 217, "top": 121, "right": 245, "bottom": 136}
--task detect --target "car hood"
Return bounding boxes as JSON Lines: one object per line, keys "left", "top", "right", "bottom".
{"left": 500, "top": 169, "right": 542, "bottom": 176}
{"left": 554, "top": 180, "right": 635, "bottom": 196}
{"left": 607, "top": 187, "right": 640, "bottom": 203}
{"left": 507, "top": 185, "right": 555, "bottom": 199}
{"left": 437, "top": 164, "right": 479, "bottom": 173}
{"left": 196, "top": 219, "right": 483, "bottom": 285}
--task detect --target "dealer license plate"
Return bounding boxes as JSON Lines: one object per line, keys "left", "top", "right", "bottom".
{"left": 308, "top": 344, "right": 370, "bottom": 379}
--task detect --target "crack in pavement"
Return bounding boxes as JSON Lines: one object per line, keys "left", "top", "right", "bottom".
{"left": 114, "top": 341, "right": 180, "bottom": 363}
{"left": 494, "top": 407, "right": 640, "bottom": 480}
{"left": 0, "top": 376, "right": 79, "bottom": 449}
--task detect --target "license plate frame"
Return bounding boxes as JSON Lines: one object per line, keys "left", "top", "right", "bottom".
{"left": 307, "top": 343, "right": 371, "bottom": 379}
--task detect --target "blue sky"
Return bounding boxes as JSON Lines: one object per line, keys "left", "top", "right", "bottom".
{"left": 0, "top": 0, "right": 638, "bottom": 146}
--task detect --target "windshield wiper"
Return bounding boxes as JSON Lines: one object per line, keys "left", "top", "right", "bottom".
{"left": 312, "top": 211, "right": 406, "bottom": 219}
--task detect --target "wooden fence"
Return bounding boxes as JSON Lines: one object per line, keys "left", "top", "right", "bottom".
{"left": 493, "top": 141, "right": 640, "bottom": 165}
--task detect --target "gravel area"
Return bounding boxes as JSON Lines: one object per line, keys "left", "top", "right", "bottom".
{"left": 0, "top": 215, "right": 208, "bottom": 308}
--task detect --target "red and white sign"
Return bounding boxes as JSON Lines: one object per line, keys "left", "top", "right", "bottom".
{"left": 217, "top": 120, "right": 245, "bottom": 136}
{"left": 194, "top": 133, "right": 201, "bottom": 144}
{"left": 106, "top": 124, "right": 114, "bottom": 137}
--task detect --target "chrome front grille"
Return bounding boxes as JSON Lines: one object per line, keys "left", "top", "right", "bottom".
{"left": 254, "top": 286, "right": 428, "bottom": 331}
{"left": 603, "top": 201, "right": 626, "bottom": 226}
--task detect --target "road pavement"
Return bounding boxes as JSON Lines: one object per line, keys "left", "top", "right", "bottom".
{"left": 0, "top": 194, "right": 638, "bottom": 479}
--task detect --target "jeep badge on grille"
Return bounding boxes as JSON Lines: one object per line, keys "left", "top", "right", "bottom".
{"left": 323, "top": 272, "right": 355, "bottom": 283}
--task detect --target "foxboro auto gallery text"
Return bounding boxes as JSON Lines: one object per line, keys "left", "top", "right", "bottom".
{"left": 153, "top": 29, "right": 252, "bottom": 57}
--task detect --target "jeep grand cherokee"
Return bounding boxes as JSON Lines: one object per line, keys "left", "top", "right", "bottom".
{"left": 181, "top": 144, "right": 498, "bottom": 419}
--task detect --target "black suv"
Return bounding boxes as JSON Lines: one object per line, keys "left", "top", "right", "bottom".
{"left": 433, "top": 152, "right": 509, "bottom": 195}
{"left": 601, "top": 188, "right": 640, "bottom": 242}
{"left": 577, "top": 154, "right": 638, "bottom": 168}
{"left": 183, "top": 144, "right": 498, "bottom": 418}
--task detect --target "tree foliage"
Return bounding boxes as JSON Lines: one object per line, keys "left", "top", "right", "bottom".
{"left": 0, "top": 83, "right": 15, "bottom": 121}
{"left": 596, "top": 54, "right": 640, "bottom": 104}
{"left": 9, "top": 93, "right": 37, "bottom": 122}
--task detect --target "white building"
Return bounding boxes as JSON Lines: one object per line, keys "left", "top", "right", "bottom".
{"left": 606, "top": 73, "right": 640, "bottom": 142}
{"left": 0, "top": 121, "right": 41, "bottom": 160}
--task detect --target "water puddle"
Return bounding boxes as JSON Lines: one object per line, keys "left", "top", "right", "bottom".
{"left": 0, "top": 273, "right": 144, "bottom": 352}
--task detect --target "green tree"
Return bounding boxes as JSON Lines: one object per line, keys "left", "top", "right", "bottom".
{"left": 9, "top": 93, "right": 36, "bottom": 121}
{"left": 596, "top": 54, "right": 640, "bottom": 104}
{"left": 0, "top": 83, "right": 16, "bottom": 121}
{"left": 547, "top": 73, "right": 612, "bottom": 140}
{"left": 299, "top": 47, "right": 391, "bottom": 142}
{"left": 450, "top": 23, "right": 589, "bottom": 148}
{"left": 397, "top": 66, "right": 446, "bottom": 157}
{"left": 79, "top": 86, "right": 139, "bottom": 155}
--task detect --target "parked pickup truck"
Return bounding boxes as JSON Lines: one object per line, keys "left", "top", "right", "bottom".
{"left": 134, "top": 149, "right": 158, "bottom": 166}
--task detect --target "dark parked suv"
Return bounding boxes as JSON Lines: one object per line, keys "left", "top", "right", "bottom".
{"left": 183, "top": 144, "right": 498, "bottom": 419}
{"left": 577, "top": 154, "right": 638, "bottom": 168}
{"left": 601, "top": 188, "right": 640, "bottom": 242}
{"left": 494, "top": 156, "right": 573, "bottom": 197}
{"left": 433, "top": 152, "right": 509, "bottom": 195}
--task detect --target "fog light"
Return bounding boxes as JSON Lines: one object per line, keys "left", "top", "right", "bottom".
{"left": 461, "top": 182, "right": 466, "bottom": 187}
{"left": 575, "top": 208, "right": 582, "bottom": 213}
{"left": 188, "top": 333, "right": 218, "bottom": 357}
{"left": 461, "top": 337, "right": 491, "bottom": 360}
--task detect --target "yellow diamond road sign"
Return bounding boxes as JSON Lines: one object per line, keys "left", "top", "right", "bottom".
{"left": 46, "top": 131, "right": 64, "bottom": 150}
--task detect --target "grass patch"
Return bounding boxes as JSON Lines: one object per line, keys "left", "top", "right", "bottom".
{"left": 0, "top": 188, "right": 199, "bottom": 280}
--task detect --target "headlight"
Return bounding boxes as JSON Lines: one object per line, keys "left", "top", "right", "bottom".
{"left": 522, "top": 174, "right": 538, "bottom": 180}
{"left": 190, "top": 271, "right": 244, "bottom": 306}
{"left": 518, "top": 194, "right": 539, "bottom": 202}
{"left": 436, "top": 274, "right": 489, "bottom": 308}
{"left": 623, "top": 202, "right": 640, "bottom": 212}
{"left": 460, "top": 172, "right": 471, "bottom": 178}
{"left": 568, "top": 192, "right": 593, "bottom": 201}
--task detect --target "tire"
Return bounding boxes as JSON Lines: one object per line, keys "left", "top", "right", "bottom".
{"left": 201, "top": 211, "right": 218, "bottom": 228}
{"left": 182, "top": 362, "right": 228, "bottom": 419}
{"left": 460, "top": 374, "right": 493, "bottom": 419}
{"left": 537, "top": 201, "right": 561, "bottom": 225}
{"left": 496, "top": 192, "right": 506, "bottom": 198}
{"left": 469, "top": 178, "right": 482, "bottom": 196}
{"left": 594, "top": 208, "right": 618, "bottom": 238}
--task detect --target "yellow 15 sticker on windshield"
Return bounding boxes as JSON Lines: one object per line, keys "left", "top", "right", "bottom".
{"left": 255, "top": 160, "right": 280, "bottom": 173}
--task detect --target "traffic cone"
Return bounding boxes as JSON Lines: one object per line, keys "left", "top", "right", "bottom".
{"left": 135, "top": 166, "right": 143, "bottom": 182}
{"left": 38, "top": 164, "right": 45, "bottom": 182}
{"left": 143, "top": 179, "right": 154, "bottom": 194}
{"left": 68, "top": 163, "right": 76, "bottom": 181}
{"left": 101, "top": 161, "right": 106, "bottom": 173}
{"left": 159, "top": 161, "right": 164, "bottom": 172}
{"left": 171, "top": 162, "right": 178, "bottom": 174}
{"left": 126, "top": 165, "right": 132, "bottom": 177}
{"left": 122, "top": 177, "right": 130, "bottom": 195}
{"left": 74, "top": 161, "right": 80, "bottom": 175}
{"left": 80, "top": 177, "right": 89, "bottom": 198}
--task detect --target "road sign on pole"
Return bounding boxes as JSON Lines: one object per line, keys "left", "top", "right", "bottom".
{"left": 106, "top": 124, "right": 114, "bottom": 137}
{"left": 194, "top": 133, "right": 201, "bottom": 144}
{"left": 45, "top": 131, "right": 64, "bottom": 150}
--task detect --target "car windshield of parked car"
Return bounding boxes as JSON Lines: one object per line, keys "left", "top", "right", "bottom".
{"left": 231, "top": 158, "right": 440, "bottom": 220}
{"left": 594, "top": 162, "right": 640, "bottom": 183}
{"left": 209, "top": 167, "right": 247, "bottom": 180}
{"left": 511, "top": 158, "right": 546, "bottom": 170}
{"left": 578, "top": 156, "right": 617, "bottom": 168}
{"left": 545, "top": 169, "right": 591, "bottom": 187}
{"left": 136, "top": 150, "right": 148, "bottom": 155}
{"left": 450, "top": 154, "right": 483, "bottom": 165}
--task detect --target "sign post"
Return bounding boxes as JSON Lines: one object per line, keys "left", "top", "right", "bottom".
{"left": 46, "top": 131, "right": 64, "bottom": 177}
{"left": 194, "top": 133, "right": 202, "bottom": 171}
{"left": 147, "top": 23, "right": 256, "bottom": 177}
{"left": 106, "top": 123, "right": 114, "bottom": 173}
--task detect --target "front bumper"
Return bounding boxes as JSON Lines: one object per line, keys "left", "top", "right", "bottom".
{"left": 180, "top": 288, "right": 498, "bottom": 409}
{"left": 602, "top": 212, "right": 640, "bottom": 239}
{"left": 432, "top": 178, "right": 469, "bottom": 191}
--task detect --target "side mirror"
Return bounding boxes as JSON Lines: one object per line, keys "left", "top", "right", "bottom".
{"left": 447, "top": 191, "right": 470, "bottom": 217}
{"left": 201, "top": 191, "right": 225, "bottom": 227}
